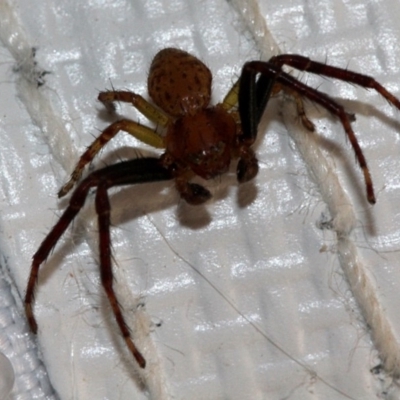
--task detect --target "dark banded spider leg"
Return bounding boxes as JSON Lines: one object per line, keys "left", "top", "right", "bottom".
{"left": 238, "top": 57, "right": 400, "bottom": 204}
{"left": 25, "top": 157, "right": 173, "bottom": 368}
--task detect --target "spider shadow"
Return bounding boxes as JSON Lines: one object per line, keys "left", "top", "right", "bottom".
{"left": 337, "top": 97, "right": 400, "bottom": 133}
{"left": 36, "top": 149, "right": 173, "bottom": 287}
{"left": 93, "top": 91, "right": 272, "bottom": 228}
{"left": 99, "top": 294, "right": 149, "bottom": 388}
{"left": 176, "top": 199, "right": 213, "bottom": 229}
{"left": 312, "top": 131, "right": 375, "bottom": 227}
{"left": 333, "top": 95, "right": 400, "bottom": 197}
{"left": 38, "top": 141, "right": 260, "bottom": 290}
{"left": 35, "top": 210, "right": 89, "bottom": 289}
{"left": 38, "top": 91, "right": 395, "bottom": 341}
{"left": 97, "top": 105, "right": 116, "bottom": 123}
{"left": 97, "top": 147, "right": 259, "bottom": 230}
{"left": 33, "top": 162, "right": 175, "bottom": 384}
{"left": 306, "top": 96, "right": 400, "bottom": 236}
{"left": 230, "top": 98, "right": 278, "bottom": 209}
{"left": 98, "top": 147, "right": 214, "bottom": 229}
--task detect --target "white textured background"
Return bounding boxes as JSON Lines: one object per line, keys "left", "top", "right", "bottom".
{"left": 1, "top": 0, "right": 400, "bottom": 399}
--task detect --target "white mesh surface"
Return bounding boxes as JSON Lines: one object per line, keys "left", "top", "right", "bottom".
{"left": 1, "top": 0, "right": 400, "bottom": 399}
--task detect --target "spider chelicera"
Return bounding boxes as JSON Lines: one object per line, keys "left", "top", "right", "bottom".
{"left": 25, "top": 48, "right": 400, "bottom": 369}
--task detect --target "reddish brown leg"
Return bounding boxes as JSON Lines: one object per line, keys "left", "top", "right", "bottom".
{"left": 98, "top": 90, "right": 170, "bottom": 127}
{"left": 58, "top": 119, "right": 165, "bottom": 198}
{"left": 237, "top": 147, "right": 259, "bottom": 183}
{"left": 240, "top": 61, "right": 382, "bottom": 204}
{"left": 58, "top": 90, "right": 171, "bottom": 198}
{"left": 25, "top": 178, "right": 94, "bottom": 332}
{"left": 95, "top": 183, "right": 146, "bottom": 368}
{"left": 25, "top": 158, "right": 172, "bottom": 368}
{"left": 271, "top": 55, "right": 400, "bottom": 110}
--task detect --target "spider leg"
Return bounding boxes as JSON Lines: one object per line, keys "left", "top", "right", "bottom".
{"left": 239, "top": 61, "right": 377, "bottom": 204}
{"left": 59, "top": 90, "right": 174, "bottom": 198}
{"left": 25, "top": 157, "right": 173, "bottom": 368}
{"left": 98, "top": 90, "right": 170, "bottom": 128}
{"left": 95, "top": 182, "right": 148, "bottom": 367}
{"left": 291, "top": 89, "right": 316, "bottom": 131}
{"left": 237, "top": 146, "right": 259, "bottom": 183}
{"left": 238, "top": 68, "right": 274, "bottom": 147}
{"left": 218, "top": 76, "right": 262, "bottom": 184}
{"left": 58, "top": 119, "right": 166, "bottom": 198}
{"left": 270, "top": 55, "right": 400, "bottom": 110}
{"left": 265, "top": 80, "right": 316, "bottom": 132}
{"left": 26, "top": 178, "right": 94, "bottom": 333}
{"left": 221, "top": 79, "right": 240, "bottom": 112}
{"left": 220, "top": 71, "right": 277, "bottom": 145}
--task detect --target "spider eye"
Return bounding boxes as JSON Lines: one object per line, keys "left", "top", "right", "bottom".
{"left": 188, "top": 141, "right": 226, "bottom": 165}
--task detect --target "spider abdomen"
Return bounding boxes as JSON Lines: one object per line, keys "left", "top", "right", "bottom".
{"left": 148, "top": 48, "right": 212, "bottom": 117}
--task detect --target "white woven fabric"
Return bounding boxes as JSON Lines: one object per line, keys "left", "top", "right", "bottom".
{"left": 1, "top": 0, "right": 400, "bottom": 399}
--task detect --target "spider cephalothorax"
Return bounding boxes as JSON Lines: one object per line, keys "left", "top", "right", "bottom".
{"left": 25, "top": 48, "right": 400, "bottom": 369}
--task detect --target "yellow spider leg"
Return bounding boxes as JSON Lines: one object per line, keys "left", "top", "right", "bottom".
{"left": 58, "top": 120, "right": 165, "bottom": 197}
{"left": 223, "top": 77, "right": 313, "bottom": 131}
{"left": 221, "top": 79, "right": 239, "bottom": 111}
{"left": 270, "top": 82, "right": 315, "bottom": 131}
{"left": 99, "top": 90, "right": 170, "bottom": 128}
{"left": 290, "top": 90, "right": 315, "bottom": 132}
{"left": 59, "top": 90, "right": 172, "bottom": 198}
